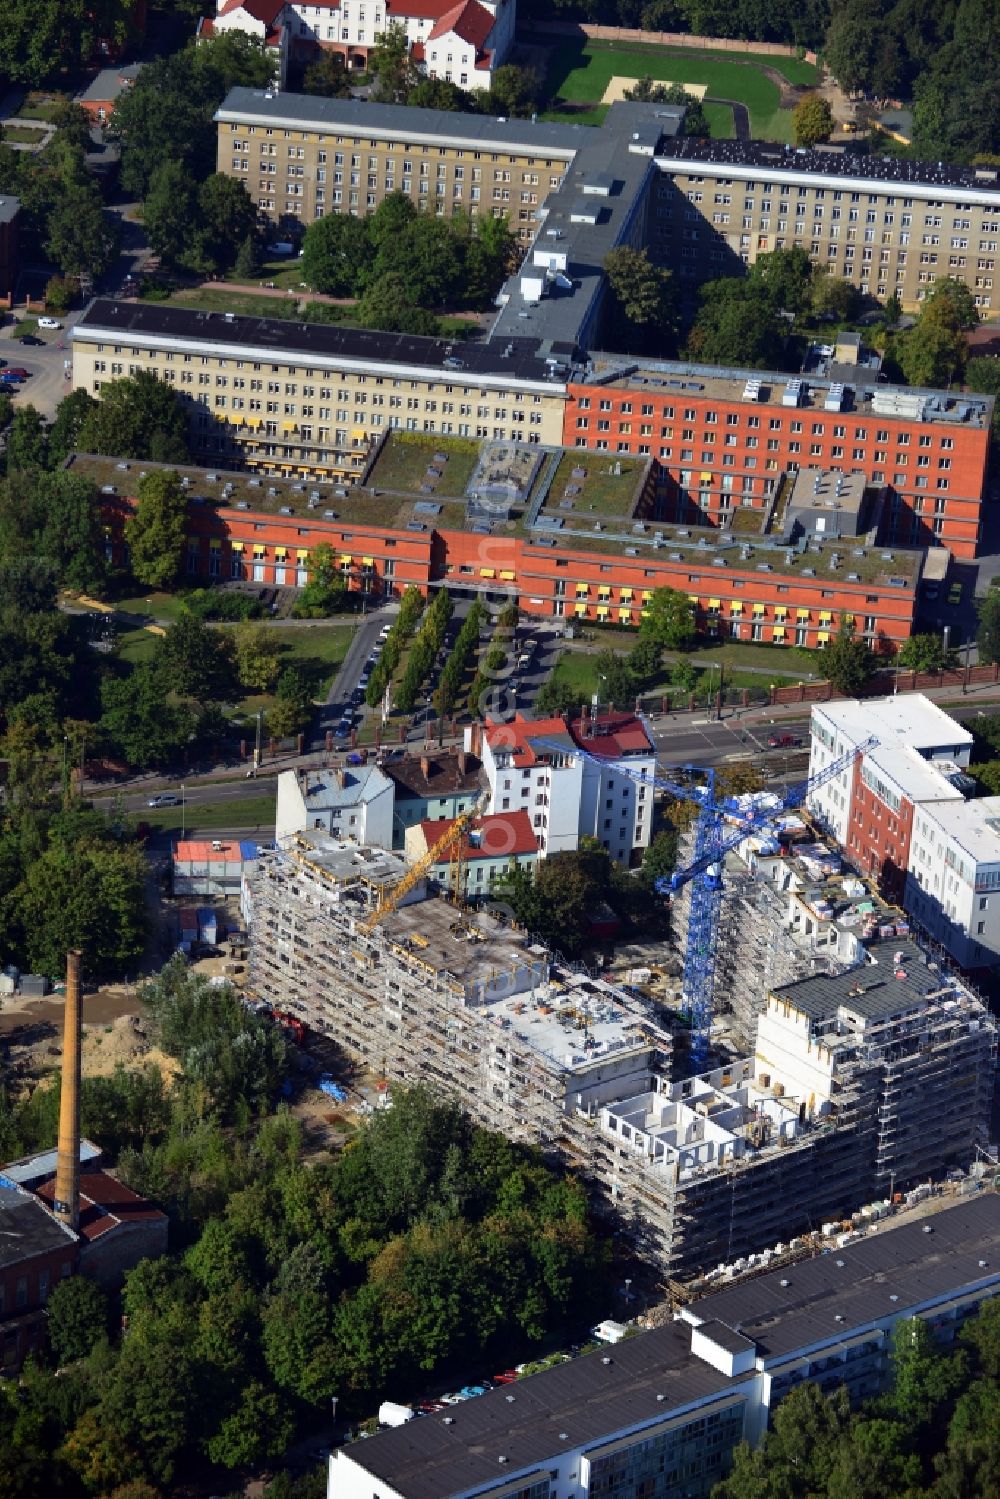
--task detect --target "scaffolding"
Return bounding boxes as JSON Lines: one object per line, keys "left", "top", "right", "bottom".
{"left": 246, "top": 835, "right": 998, "bottom": 1283}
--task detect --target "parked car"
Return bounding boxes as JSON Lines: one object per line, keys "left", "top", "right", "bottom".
{"left": 767, "top": 733, "right": 802, "bottom": 749}
{"left": 4, "top": 368, "right": 30, "bottom": 378}
{"left": 17, "top": 334, "right": 43, "bottom": 345}
{"left": 38, "top": 317, "right": 62, "bottom": 330}
{"left": 379, "top": 623, "right": 392, "bottom": 640}
{"left": 267, "top": 240, "right": 295, "bottom": 255}
{"left": 0, "top": 373, "right": 24, "bottom": 385}
{"left": 948, "top": 582, "right": 963, "bottom": 606}
{"left": 147, "top": 792, "right": 181, "bottom": 807}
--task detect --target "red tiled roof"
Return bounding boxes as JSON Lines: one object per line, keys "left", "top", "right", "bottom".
{"left": 569, "top": 711, "right": 654, "bottom": 760}
{"left": 419, "top": 810, "right": 538, "bottom": 861}
{"left": 427, "top": 0, "right": 494, "bottom": 47}
{"left": 475, "top": 49, "right": 492, "bottom": 67}
{"left": 411, "top": 39, "right": 425, "bottom": 60}
{"left": 387, "top": 0, "right": 460, "bottom": 19}
{"left": 218, "top": 0, "right": 286, "bottom": 22}
{"left": 36, "top": 1172, "right": 166, "bottom": 1244}
{"left": 484, "top": 713, "right": 571, "bottom": 769}
{"left": 175, "top": 839, "right": 241, "bottom": 861}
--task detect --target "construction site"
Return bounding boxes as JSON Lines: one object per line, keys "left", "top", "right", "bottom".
{"left": 245, "top": 815, "right": 999, "bottom": 1280}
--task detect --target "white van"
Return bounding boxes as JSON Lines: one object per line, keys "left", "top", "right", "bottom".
{"left": 378, "top": 1402, "right": 415, "bottom": 1427}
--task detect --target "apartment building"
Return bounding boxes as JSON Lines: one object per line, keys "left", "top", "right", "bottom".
{"left": 807, "top": 694, "right": 974, "bottom": 852}
{"left": 470, "top": 710, "right": 656, "bottom": 866}
{"left": 564, "top": 357, "right": 991, "bottom": 561}
{"left": 652, "top": 139, "right": 1000, "bottom": 314}
{"left": 906, "top": 797, "right": 1000, "bottom": 969}
{"left": 385, "top": 748, "right": 483, "bottom": 846}
{"left": 215, "top": 89, "right": 579, "bottom": 233}
{"left": 329, "top": 1193, "right": 1000, "bottom": 1499}
{"left": 275, "top": 764, "right": 395, "bottom": 846}
{"left": 71, "top": 299, "right": 568, "bottom": 478}
{"left": 65, "top": 444, "right": 927, "bottom": 653}
{"left": 403, "top": 808, "right": 538, "bottom": 898}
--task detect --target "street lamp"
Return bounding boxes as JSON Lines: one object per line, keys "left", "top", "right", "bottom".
{"left": 181, "top": 783, "right": 186, "bottom": 838}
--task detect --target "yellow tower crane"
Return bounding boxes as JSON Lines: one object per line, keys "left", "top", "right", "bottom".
{"left": 361, "top": 791, "right": 489, "bottom": 932}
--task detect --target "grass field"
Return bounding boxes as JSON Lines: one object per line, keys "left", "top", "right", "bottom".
{"left": 222, "top": 622, "right": 354, "bottom": 718}
{"left": 542, "top": 38, "right": 817, "bottom": 141}
{"left": 142, "top": 795, "right": 276, "bottom": 833}
{"left": 16, "top": 93, "right": 69, "bottom": 122}
{"left": 545, "top": 638, "right": 815, "bottom": 703}
{"left": 156, "top": 286, "right": 477, "bottom": 339}
{"left": 2, "top": 124, "right": 47, "bottom": 144}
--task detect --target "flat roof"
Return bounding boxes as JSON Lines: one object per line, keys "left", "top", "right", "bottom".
{"left": 0, "top": 196, "right": 20, "bottom": 225}
{"left": 73, "top": 300, "right": 572, "bottom": 391}
{"left": 378, "top": 895, "right": 546, "bottom": 996}
{"left": 770, "top": 936, "right": 974, "bottom": 1023}
{"left": 215, "top": 87, "right": 587, "bottom": 156}
{"left": 490, "top": 101, "right": 684, "bottom": 350}
{"left": 585, "top": 354, "right": 994, "bottom": 431}
{"left": 813, "top": 694, "right": 974, "bottom": 753}
{"left": 863, "top": 743, "right": 966, "bottom": 807}
{"left": 656, "top": 137, "right": 1000, "bottom": 201}
{"left": 688, "top": 1190, "right": 1000, "bottom": 1360}
{"left": 2, "top": 1139, "right": 102, "bottom": 1187}
{"left": 483, "top": 969, "right": 661, "bottom": 1071}
{"left": 336, "top": 1317, "right": 743, "bottom": 1499}
{"left": 916, "top": 795, "right": 1000, "bottom": 867}
{"left": 0, "top": 1180, "right": 76, "bottom": 1269}
{"left": 786, "top": 467, "right": 866, "bottom": 517}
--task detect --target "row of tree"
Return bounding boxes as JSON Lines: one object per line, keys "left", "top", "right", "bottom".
{"left": 365, "top": 585, "right": 425, "bottom": 707}
{"left": 394, "top": 587, "right": 453, "bottom": 713}
{"left": 435, "top": 597, "right": 487, "bottom": 716}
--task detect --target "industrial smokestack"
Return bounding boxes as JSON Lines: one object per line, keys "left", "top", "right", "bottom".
{"left": 52, "top": 950, "right": 82, "bottom": 1231}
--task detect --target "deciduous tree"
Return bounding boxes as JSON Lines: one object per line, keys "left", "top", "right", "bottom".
{"left": 639, "top": 586, "right": 696, "bottom": 650}
{"left": 793, "top": 92, "right": 834, "bottom": 146}
{"left": 124, "top": 468, "right": 188, "bottom": 588}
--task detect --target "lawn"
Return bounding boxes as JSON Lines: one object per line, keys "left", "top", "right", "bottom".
{"left": 142, "top": 795, "right": 276, "bottom": 834}
{"left": 2, "top": 124, "right": 47, "bottom": 145}
{"left": 221, "top": 622, "right": 354, "bottom": 717}
{"left": 112, "top": 590, "right": 195, "bottom": 625}
{"left": 542, "top": 38, "right": 816, "bottom": 141}
{"left": 545, "top": 637, "right": 819, "bottom": 702}
{"left": 16, "top": 92, "right": 69, "bottom": 122}
{"left": 116, "top": 626, "right": 162, "bottom": 667}
{"left": 369, "top": 433, "right": 480, "bottom": 497}
{"left": 13, "top": 317, "right": 38, "bottom": 336}
{"left": 157, "top": 289, "right": 300, "bottom": 321}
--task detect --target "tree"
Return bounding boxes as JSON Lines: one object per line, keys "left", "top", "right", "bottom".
{"left": 234, "top": 232, "right": 261, "bottom": 280}
{"left": 811, "top": 270, "right": 860, "bottom": 322}
{"left": 407, "top": 78, "right": 475, "bottom": 112}
{"left": 301, "top": 212, "right": 374, "bottom": 296}
{"left": 486, "top": 65, "right": 541, "bottom": 118}
{"left": 595, "top": 649, "right": 636, "bottom": 708}
{"left": 824, "top": 0, "right": 884, "bottom": 93}
{"left": 196, "top": 173, "right": 259, "bottom": 275}
{"left": 232, "top": 620, "right": 280, "bottom": 691}
{"left": 640, "top": 586, "right": 695, "bottom": 650}
{"left": 793, "top": 92, "right": 835, "bottom": 146}
{"left": 686, "top": 278, "right": 787, "bottom": 368}
{"left": 47, "top": 388, "right": 98, "bottom": 468}
{"left": 749, "top": 246, "right": 816, "bottom": 315}
{"left": 912, "top": 0, "right": 1000, "bottom": 162}
{"left": 369, "top": 23, "right": 421, "bottom": 103}
{"left": 603, "top": 246, "right": 675, "bottom": 333}
{"left": 13, "top": 838, "right": 147, "bottom": 978}
{"left": 5, "top": 405, "right": 49, "bottom": 472}
{"left": 50, "top": 100, "right": 93, "bottom": 153}
{"left": 142, "top": 160, "right": 200, "bottom": 267}
{"left": 924, "top": 275, "right": 980, "bottom": 333}
{"left": 206, "top": 1381, "right": 296, "bottom": 1469}
{"left": 162, "top": 613, "right": 232, "bottom": 697}
{"left": 100, "top": 664, "right": 196, "bottom": 769}
{"left": 358, "top": 272, "right": 442, "bottom": 335}
{"left": 497, "top": 847, "right": 611, "bottom": 954}
{"left": 78, "top": 370, "right": 189, "bottom": 463}
{"left": 977, "top": 591, "right": 1000, "bottom": 665}
{"left": 896, "top": 632, "right": 955, "bottom": 672}
{"left": 44, "top": 274, "right": 74, "bottom": 315}
{"left": 623, "top": 78, "right": 708, "bottom": 135}
{"left": 302, "top": 48, "right": 354, "bottom": 97}
{"left": 895, "top": 318, "right": 966, "bottom": 388}
{"left": 45, "top": 178, "right": 119, "bottom": 279}
{"left": 46, "top": 1277, "right": 109, "bottom": 1365}
{"left": 125, "top": 469, "right": 188, "bottom": 588}
{"left": 823, "top": 615, "right": 873, "bottom": 695}
{"left": 374, "top": 217, "right": 463, "bottom": 306}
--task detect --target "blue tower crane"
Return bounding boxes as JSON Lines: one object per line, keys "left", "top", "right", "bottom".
{"left": 535, "top": 731, "right": 876, "bottom": 1071}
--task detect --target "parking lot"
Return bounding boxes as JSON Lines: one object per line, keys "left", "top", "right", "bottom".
{"left": 0, "top": 313, "right": 76, "bottom": 417}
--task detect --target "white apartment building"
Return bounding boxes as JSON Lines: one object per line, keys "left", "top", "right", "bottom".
{"left": 206, "top": 0, "right": 514, "bottom": 89}
{"left": 906, "top": 795, "right": 1000, "bottom": 968}
{"left": 275, "top": 764, "right": 395, "bottom": 848}
{"left": 807, "top": 694, "right": 974, "bottom": 848}
{"left": 470, "top": 711, "right": 656, "bottom": 865}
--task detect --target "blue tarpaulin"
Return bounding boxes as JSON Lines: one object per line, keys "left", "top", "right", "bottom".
{"left": 318, "top": 1076, "right": 348, "bottom": 1102}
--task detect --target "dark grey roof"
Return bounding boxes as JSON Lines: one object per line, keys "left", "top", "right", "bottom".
{"left": 73, "top": 300, "right": 573, "bottom": 385}
{"left": 0, "top": 1179, "right": 77, "bottom": 1270}
{"left": 215, "top": 87, "right": 585, "bottom": 156}
{"left": 344, "top": 1320, "right": 743, "bottom": 1499}
{"left": 655, "top": 137, "right": 1000, "bottom": 197}
{"left": 770, "top": 938, "right": 957, "bottom": 1023}
{"left": 76, "top": 63, "right": 142, "bottom": 103}
{"left": 490, "top": 101, "right": 682, "bottom": 350}
{"left": 0, "top": 196, "right": 21, "bottom": 225}
{"left": 690, "top": 1191, "right": 1000, "bottom": 1360}
{"left": 697, "top": 1319, "right": 755, "bottom": 1354}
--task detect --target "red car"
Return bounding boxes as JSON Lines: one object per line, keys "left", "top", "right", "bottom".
{"left": 492, "top": 1371, "right": 519, "bottom": 1384}
{"left": 4, "top": 367, "right": 30, "bottom": 378}
{"left": 767, "top": 733, "right": 802, "bottom": 749}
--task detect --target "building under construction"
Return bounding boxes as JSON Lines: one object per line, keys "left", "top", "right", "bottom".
{"left": 246, "top": 834, "right": 998, "bottom": 1279}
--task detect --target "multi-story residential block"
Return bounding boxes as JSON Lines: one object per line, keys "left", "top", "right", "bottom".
{"left": 906, "top": 796, "right": 1000, "bottom": 969}
{"left": 471, "top": 711, "right": 655, "bottom": 866}
{"left": 64, "top": 446, "right": 929, "bottom": 654}
{"left": 652, "top": 139, "right": 1000, "bottom": 314}
{"left": 328, "top": 1193, "right": 1000, "bottom": 1499}
{"left": 385, "top": 748, "right": 483, "bottom": 846}
{"left": 807, "top": 694, "right": 974, "bottom": 855}
{"left": 275, "top": 764, "right": 395, "bottom": 846}
{"left": 215, "top": 90, "right": 577, "bottom": 232}
{"left": 403, "top": 808, "right": 538, "bottom": 897}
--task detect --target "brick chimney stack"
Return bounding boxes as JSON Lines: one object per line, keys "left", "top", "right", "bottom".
{"left": 52, "top": 950, "right": 82, "bottom": 1231}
